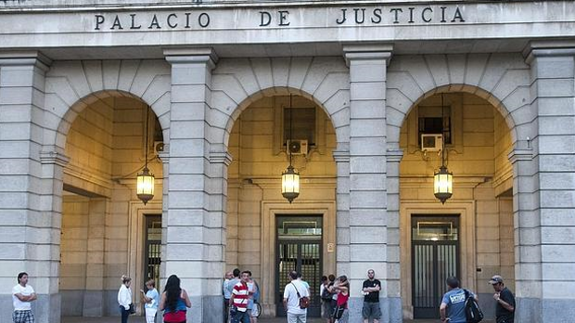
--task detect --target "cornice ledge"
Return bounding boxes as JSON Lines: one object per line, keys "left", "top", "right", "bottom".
{"left": 386, "top": 148, "right": 404, "bottom": 163}
{"left": 523, "top": 40, "right": 575, "bottom": 64}
{"left": 0, "top": 50, "right": 52, "bottom": 71}
{"left": 210, "top": 150, "right": 233, "bottom": 166}
{"left": 40, "top": 150, "right": 69, "bottom": 167}
{"left": 332, "top": 149, "right": 350, "bottom": 163}
{"left": 164, "top": 47, "right": 218, "bottom": 68}
{"left": 508, "top": 148, "right": 534, "bottom": 164}
{"left": 343, "top": 42, "right": 394, "bottom": 67}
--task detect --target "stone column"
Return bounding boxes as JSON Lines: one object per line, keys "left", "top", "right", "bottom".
{"left": 343, "top": 44, "right": 396, "bottom": 322}
{"left": 0, "top": 52, "right": 62, "bottom": 323}
{"left": 164, "top": 48, "right": 223, "bottom": 323}
{"left": 519, "top": 42, "right": 575, "bottom": 323}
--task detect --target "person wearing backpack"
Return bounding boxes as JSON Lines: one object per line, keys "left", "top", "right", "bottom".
{"left": 489, "top": 275, "right": 515, "bottom": 323}
{"left": 439, "top": 276, "right": 477, "bottom": 323}
{"left": 283, "top": 271, "right": 309, "bottom": 323}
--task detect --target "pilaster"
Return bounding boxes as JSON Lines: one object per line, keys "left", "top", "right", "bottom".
{"left": 164, "top": 48, "right": 222, "bottom": 323}
{"left": 343, "top": 44, "right": 400, "bottom": 323}
{"left": 519, "top": 41, "right": 575, "bottom": 323}
{"left": 0, "top": 51, "right": 61, "bottom": 323}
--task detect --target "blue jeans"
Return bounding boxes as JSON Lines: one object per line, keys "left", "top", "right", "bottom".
{"left": 230, "top": 309, "right": 250, "bottom": 323}
{"left": 120, "top": 306, "right": 130, "bottom": 323}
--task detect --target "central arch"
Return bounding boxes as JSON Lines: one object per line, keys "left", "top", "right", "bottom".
{"left": 207, "top": 57, "right": 352, "bottom": 318}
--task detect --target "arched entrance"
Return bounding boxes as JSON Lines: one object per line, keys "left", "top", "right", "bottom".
{"left": 59, "top": 92, "right": 164, "bottom": 317}
{"left": 224, "top": 92, "right": 337, "bottom": 318}
{"left": 398, "top": 91, "right": 515, "bottom": 320}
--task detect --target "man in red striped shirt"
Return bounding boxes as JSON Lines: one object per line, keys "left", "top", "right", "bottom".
{"left": 230, "top": 271, "right": 251, "bottom": 323}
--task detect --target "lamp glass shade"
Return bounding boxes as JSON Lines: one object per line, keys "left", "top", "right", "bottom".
{"left": 434, "top": 166, "right": 453, "bottom": 204}
{"left": 281, "top": 165, "right": 300, "bottom": 203}
{"left": 136, "top": 167, "right": 155, "bottom": 205}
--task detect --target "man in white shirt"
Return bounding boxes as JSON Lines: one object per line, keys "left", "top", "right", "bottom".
{"left": 283, "top": 271, "right": 309, "bottom": 323}
{"left": 12, "top": 272, "right": 37, "bottom": 323}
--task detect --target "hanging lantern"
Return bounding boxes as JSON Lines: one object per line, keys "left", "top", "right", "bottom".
{"left": 137, "top": 166, "right": 155, "bottom": 205}
{"left": 434, "top": 165, "right": 453, "bottom": 204}
{"left": 137, "top": 106, "right": 155, "bottom": 205}
{"left": 281, "top": 94, "right": 301, "bottom": 203}
{"left": 282, "top": 165, "right": 300, "bottom": 203}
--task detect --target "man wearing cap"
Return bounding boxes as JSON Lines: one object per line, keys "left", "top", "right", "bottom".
{"left": 489, "top": 275, "right": 515, "bottom": 323}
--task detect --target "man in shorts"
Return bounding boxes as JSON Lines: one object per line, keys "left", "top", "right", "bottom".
{"left": 361, "top": 269, "right": 381, "bottom": 323}
{"left": 12, "top": 272, "right": 37, "bottom": 323}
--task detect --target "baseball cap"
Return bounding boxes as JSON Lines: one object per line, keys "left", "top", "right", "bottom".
{"left": 489, "top": 275, "right": 504, "bottom": 285}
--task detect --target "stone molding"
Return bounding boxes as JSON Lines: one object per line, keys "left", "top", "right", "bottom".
{"left": 332, "top": 149, "right": 350, "bottom": 163}
{"left": 523, "top": 40, "right": 575, "bottom": 63}
{"left": 43, "top": 59, "right": 172, "bottom": 149}
{"left": 209, "top": 150, "right": 232, "bottom": 166}
{"left": 0, "top": 50, "right": 51, "bottom": 71}
{"left": 343, "top": 43, "right": 393, "bottom": 66}
{"left": 40, "top": 150, "right": 70, "bottom": 167}
{"left": 386, "top": 148, "right": 404, "bottom": 163}
{"left": 508, "top": 148, "right": 534, "bottom": 164}
{"left": 210, "top": 57, "right": 351, "bottom": 147}
{"left": 386, "top": 53, "right": 531, "bottom": 147}
{"left": 164, "top": 47, "right": 218, "bottom": 69}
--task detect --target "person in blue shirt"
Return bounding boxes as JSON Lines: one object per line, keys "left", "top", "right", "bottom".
{"left": 247, "top": 274, "right": 260, "bottom": 323}
{"left": 223, "top": 271, "right": 233, "bottom": 323}
{"left": 439, "top": 276, "right": 476, "bottom": 323}
{"left": 140, "top": 279, "right": 160, "bottom": 323}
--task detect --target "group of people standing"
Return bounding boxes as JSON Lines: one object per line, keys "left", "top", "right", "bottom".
{"left": 223, "top": 268, "right": 261, "bottom": 323}
{"left": 10, "top": 270, "right": 514, "bottom": 323}
{"left": 117, "top": 274, "right": 191, "bottom": 323}
{"left": 319, "top": 269, "right": 381, "bottom": 323}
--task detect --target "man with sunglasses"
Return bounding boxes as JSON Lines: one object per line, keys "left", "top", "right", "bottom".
{"left": 489, "top": 275, "right": 515, "bottom": 323}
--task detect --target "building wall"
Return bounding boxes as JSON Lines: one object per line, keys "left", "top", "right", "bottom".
{"left": 60, "top": 195, "right": 90, "bottom": 316}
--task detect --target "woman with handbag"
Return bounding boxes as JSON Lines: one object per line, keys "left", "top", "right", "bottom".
{"left": 117, "top": 275, "right": 133, "bottom": 323}
{"left": 159, "top": 275, "right": 192, "bottom": 323}
{"left": 332, "top": 275, "right": 350, "bottom": 323}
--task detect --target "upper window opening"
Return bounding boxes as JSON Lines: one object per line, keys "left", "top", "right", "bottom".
{"left": 418, "top": 106, "right": 452, "bottom": 146}
{"left": 283, "top": 107, "right": 316, "bottom": 146}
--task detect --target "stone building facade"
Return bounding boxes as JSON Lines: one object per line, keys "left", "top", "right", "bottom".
{"left": 0, "top": 1, "right": 574, "bottom": 323}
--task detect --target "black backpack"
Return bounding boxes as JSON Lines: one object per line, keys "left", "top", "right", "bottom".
{"left": 464, "top": 289, "right": 484, "bottom": 323}
{"left": 321, "top": 283, "right": 333, "bottom": 301}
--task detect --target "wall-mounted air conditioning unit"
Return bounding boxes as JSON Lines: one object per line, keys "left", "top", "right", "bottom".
{"left": 421, "top": 134, "right": 443, "bottom": 152}
{"left": 287, "top": 139, "right": 308, "bottom": 156}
